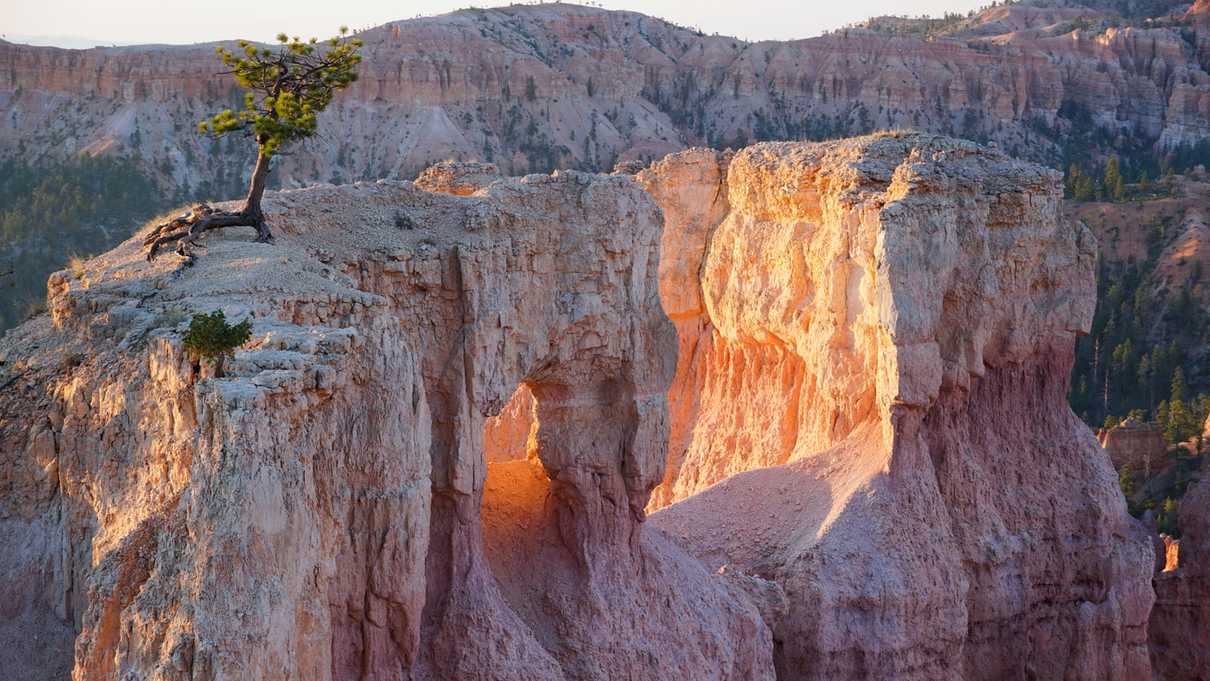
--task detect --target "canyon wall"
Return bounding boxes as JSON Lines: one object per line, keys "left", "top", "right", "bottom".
{"left": 0, "top": 133, "right": 1158, "bottom": 680}
{"left": 1, "top": 2, "right": 1209, "bottom": 192}
{"left": 0, "top": 171, "right": 769, "bottom": 680}
{"left": 1150, "top": 472, "right": 1210, "bottom": 681}
{"left": 642, "top": 133, "right": 1155, "bottom": 680}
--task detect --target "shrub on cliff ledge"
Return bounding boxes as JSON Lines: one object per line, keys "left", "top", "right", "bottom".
{"left": 182, "top": 311, "right": 251, "bottom": 376}
{"left": 144, "top": 28, "right": 362, "bottom": 260}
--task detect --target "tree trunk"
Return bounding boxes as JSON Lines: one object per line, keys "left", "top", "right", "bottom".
{"left": 241, "top": 149, "right": 273, "bottom": 242}
{"left": 143, "top": 143, "right": 276, "bottom": 259}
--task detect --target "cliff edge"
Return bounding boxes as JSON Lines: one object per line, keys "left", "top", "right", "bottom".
{"left": 642, "top": 133, "right": 1154, "bottom": 680}
{"left": 0, "top": 133, "right": 1155, "bottom": 680}
{"left": 0, "top": 171, "right": 768, "bottom": 681}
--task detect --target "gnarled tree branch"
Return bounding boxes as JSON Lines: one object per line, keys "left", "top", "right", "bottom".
{"left": 144, "top": 204, "right": 272, "bottom": 261}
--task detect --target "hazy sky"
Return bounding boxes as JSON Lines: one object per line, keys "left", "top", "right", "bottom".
{"left": 3, "top": 0, "right": 990, "bottom": 47}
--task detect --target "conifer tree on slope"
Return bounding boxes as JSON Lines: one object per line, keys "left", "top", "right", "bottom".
{"left": 145, "top": 28, "right": 362, "bottom": 260}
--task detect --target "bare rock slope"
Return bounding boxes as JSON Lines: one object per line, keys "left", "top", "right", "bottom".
{"left": 642, "top": 133, "right": 1155, "bottom": 680}
{"left": 0, "top": 171, "right": 768, "bottom": 681}
{"left": 1150, "top": 471, "right": 1210, "bottom": 681}
{"left": 0, "top": 133, "right": 1153, "bottom": 680}
{"left": 2, "top": 2, "right": 1209, "bottom": 191}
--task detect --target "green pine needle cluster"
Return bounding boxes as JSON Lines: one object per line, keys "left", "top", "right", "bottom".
{"left": 182, "top": 311, "right": 252, "bottom": 362}
{"left": 197, "top": 27, "right": 363, "bottom": 157}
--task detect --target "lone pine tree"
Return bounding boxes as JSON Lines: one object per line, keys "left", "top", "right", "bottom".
{"left": 145, "top": 28, "right": 362, "bottom": 260}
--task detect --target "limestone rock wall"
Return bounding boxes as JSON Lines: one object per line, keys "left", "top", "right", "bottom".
{"left": 0, "top": 133, "right": 1161, "bottom": 681}
{"left": 641, "top": 133, "right": 1154, "bottom": 680}
{"left": 0, "top": 172, "right": 769, "bottom": 681}
{"left": 2, "top": 3, "right": 1209, "bottom": 191}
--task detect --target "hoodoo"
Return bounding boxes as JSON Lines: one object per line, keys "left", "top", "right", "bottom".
{"left": 0, "top": 133, "right": 1155, "bottom": 680}
{"left": 642, "top": 133, "right": 1154, "bottom": 680}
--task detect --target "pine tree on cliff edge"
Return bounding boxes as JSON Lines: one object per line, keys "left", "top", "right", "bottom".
{"left": 145, "top": 28, "right": 362, "bottom": 260}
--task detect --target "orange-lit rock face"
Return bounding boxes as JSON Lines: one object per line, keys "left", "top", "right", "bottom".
{"left": 0, "top": 172, "right": 768, "bottom": 681}
{"left": 482, "top": 384, "right": 536, "bottom": 463}
{"left": 414, "top": 160, "right": 503, "bottom": 197}
{"left": 1190, "top": 0, "right": 1210, "bottom": 24}
{"left": 0, "top": 134, "right": 1156, "bottom": 681}
{"left": 644, "top": 134, "right": 1099, "bottom": 508}
{"left": 1163, "top": 535, "right": 1181, "bottom": 573}
{"left": 643, "top": 134, "right": 1153, "bottom": 680}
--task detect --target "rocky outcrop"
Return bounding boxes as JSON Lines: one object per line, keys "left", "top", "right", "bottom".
{"left": 1163, "top": 534, "right": 1181, "bottom": 572}
{"left": 1150, "top": 473, "right": 1210, "bottom": 681}
{"left": 0, "top": 171, "right": 770, "bottom": 680}
{"left": 2, "top": 2, "right": 1208, "bottom": 192}
{"left": 0, "top": 133, "right": 1157, "bottom": 680}
{"left": 1100, "top": 417, "right": 1171, "bottom": 477}
{"left": 642, "top": 133, "right": 1154, "bottom": 680}
{"left": 413, "top": 161, "right": 502, "bottom": 197}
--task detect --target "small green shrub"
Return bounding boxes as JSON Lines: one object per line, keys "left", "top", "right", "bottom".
{"left": 182, "top": 311, "right": 251, "bottom": 374}
{"left": 66, "top": 254, "right": 88, "bottom": 279}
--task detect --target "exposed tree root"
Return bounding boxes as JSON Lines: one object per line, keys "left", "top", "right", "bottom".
{"left": 144, "top": 204, "right": 274, "bottom": 261}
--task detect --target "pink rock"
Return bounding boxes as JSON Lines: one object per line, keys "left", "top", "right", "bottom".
{"left": 0, "top": 169, "right": 769, "bottom": 680}
{"left": 1150, "top": 476, "right": 1210, "bottom": 681}
{"left": 643, "top": 133, "right": 1153, "bottom": 680}
{"left": 0, "top": 133, "right": 1158, "bottom": 680}
{"left": 1100, "top": 417, "right": 1170, "bottom": 479}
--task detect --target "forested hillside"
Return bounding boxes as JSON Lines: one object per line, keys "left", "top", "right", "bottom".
{"left": 0, "top": 157, "right": 169, "bottom": 329}
{"left": 1067, "top": 168, "right": 1210, "bottom": 441}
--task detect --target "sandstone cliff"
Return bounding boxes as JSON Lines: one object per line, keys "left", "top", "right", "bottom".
{"left": 2, "top": 2, "right": 1208, "bottom": 193}
{"left": 0, "top": 171, "right": 768, "bottom": 681}
{"left": 1100, "top": 417, "right": 1171, "bottom": 477}
{"left": 1150, "top": 471, "right": 1210, "bottom": 681}
{"left": 641, "top": 133, "right": 1155, "bottom": 680}
{"left": 0, "top": 133, "right": 1154, "bottom": 680}
{"left": 7, "top": 0, "right": 1210, "bottom": 346}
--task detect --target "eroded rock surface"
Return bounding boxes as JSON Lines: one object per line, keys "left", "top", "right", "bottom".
{"left": 1100, "top": 416, "right": 1171, "bottom": 478}
{"left": 413, "top": 160, "right": 502, "bottom": 197}
{"left": 0, "top": 133, "right": 1158, "bottom": 681}
{"left": 1150, "top": 473, "right": 1210, "bottom": 681}
{"left": 641, "top": 133, "right": 1154, "bottom": 680}
{"left": 0, "top": 171, "right": 768, "bottom": 681}
{"left": 3, "top": 2, "right": 1209, "bottom": 192}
